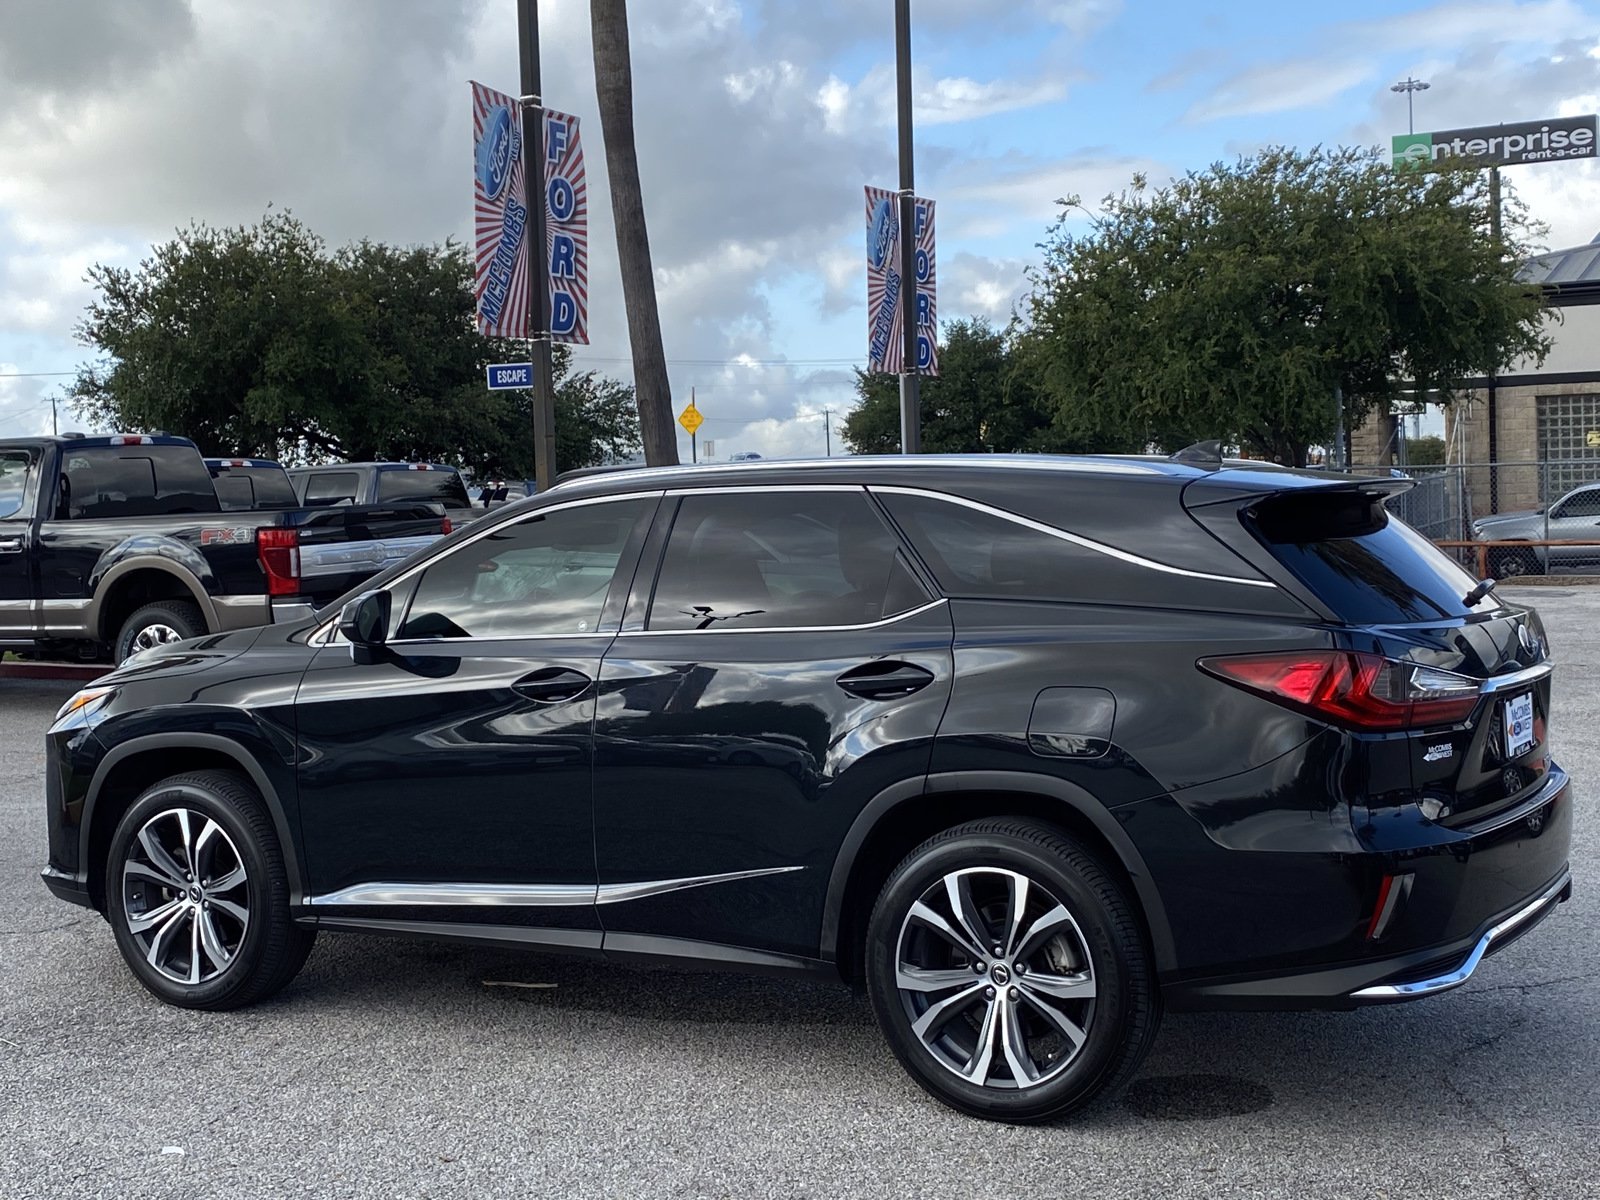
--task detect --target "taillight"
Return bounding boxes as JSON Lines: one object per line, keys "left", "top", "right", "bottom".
{"left": 257, "top": 528, "right": 301, "bottom": 596}
{"left": 1198, "top": 651, "right": 1480, "bottom": 731}
{"left": 440, "top": 517, "right": 453, "bottom": 535}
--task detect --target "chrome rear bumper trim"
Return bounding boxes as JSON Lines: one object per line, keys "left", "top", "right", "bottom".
{"left": 1350, "top": 871, "right": 1571, "bottom": 1000}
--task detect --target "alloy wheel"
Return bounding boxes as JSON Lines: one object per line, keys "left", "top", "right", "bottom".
{"left": 129, "top": 623, "right": 184, "bottom": 654}
{"left": 895, "top": 866, "right": 1096, "bottom": 1090}
{"left": 121, "top": 807, "right": 250, "bottom": 985}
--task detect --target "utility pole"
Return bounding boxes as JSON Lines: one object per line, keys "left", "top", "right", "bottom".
{"left": 518, "top": 0, "right": 558, "bottom": 493}
{"left": 1390, "top": 76, "right": 1430, "bottom": 134}
{"left": 1487, "top": 165, "right": 1502, "bottom": 510}
{"left": 51, "top": 396, "right": 58, "bottom": 436}
{"left": 894, "top": 0, "right": 920, "bottom": 454}
{"left": 821, "top": 407, "right": 836, "bottom": 457}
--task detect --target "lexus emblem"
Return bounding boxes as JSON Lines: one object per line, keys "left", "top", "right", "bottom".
{"left": 1518, "top": 625, "right": 1541, "bottom": 659}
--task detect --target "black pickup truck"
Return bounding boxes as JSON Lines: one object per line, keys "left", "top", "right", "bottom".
{"left": 1, "top": 435, "right": 452, "bottom": 663}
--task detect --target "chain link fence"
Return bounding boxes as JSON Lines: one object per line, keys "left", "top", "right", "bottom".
{"left": 1347, "top": 459, "right": 1600, "bottom": 577}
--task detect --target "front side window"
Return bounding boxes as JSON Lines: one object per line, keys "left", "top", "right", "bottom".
{"left": 1553, "top": 487, "right": 1600, "bottom": 520}
{"left": 398, "top": 499, "right": 648, "bottom": 639}
{"left": 647, "top": 491, "right": 929, "bottom": 631}
{"left": 0, "top": 449, "right": 35, "bottom": 520}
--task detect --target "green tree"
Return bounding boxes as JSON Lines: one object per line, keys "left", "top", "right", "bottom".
{"left": 1404, "top": 434, "right": 1447, "bottom": 466}
{"left": 73, "top": 211, "right": 639, "bottom": 476}
{"left": 842, "top": 318, "right": 1136, "bottom": 455}
{"left": 1019, "top": 147, "right": 1552, "bottom": 466}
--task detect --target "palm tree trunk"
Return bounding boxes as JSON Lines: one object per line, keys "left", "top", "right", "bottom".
{"left": 590, "top": 0, "right": 677, "bottom": 466}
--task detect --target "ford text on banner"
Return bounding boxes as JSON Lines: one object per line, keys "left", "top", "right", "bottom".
{"left": 543, "top": 109, "right": 589, "bottom": 345}
{"left": 864, "top": 187, "right": 938, "bottom": 376}
{"left": 471, "top": 81, "right": 530, "bottom": 338}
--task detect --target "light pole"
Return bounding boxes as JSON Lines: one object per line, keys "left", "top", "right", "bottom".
{"left": 1390, "top": 77, "right": 1430, "bottom": 134}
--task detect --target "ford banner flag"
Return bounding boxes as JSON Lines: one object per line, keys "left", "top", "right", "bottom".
{"left": 472, "top": 81, "right": 530, "bottom": 338}
{"left": 542, "top": 109, "right": 589, "bottom": 345}
{"left": 865, "top": 187, "right": 938, "bottom": 376}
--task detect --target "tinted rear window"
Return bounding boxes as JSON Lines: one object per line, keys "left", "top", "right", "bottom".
{"left": 213, "top": 466, "right": 298, "bottom": 510}
{"left": 376, "top": 468, "right": 472, "bottom": 510}
{"left": 1249, "top": 490, "right": 1481, "bottom": 623}
{"left": 61, "top": 445, "right": 219, "bottom": 519}
{"left": 300, "top": 471, "right": 360, "bottom": 506}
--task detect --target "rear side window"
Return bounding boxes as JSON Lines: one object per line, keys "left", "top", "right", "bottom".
{"left": 377, "top": 468, "right": 472, "bottom": 510}
{"left": 1248, "top": 490, "right": 1480, "bottom": 623}
{"left": 0, "top": 449, "right": 35, "bottom": 520}
{"left": 61, "top": 446, "right": 219, "bottom": 519}
{"left": 301, "top": 471, "right": 360, "bottom": 506}
{"left": 213, "top": 467, "right": 298, "bottom": 510}
{"left": 647, "top": 492, "right": 929, "bottom": 631}
{"left": 877, "top": 491, "right": 1146, "bottom": 604}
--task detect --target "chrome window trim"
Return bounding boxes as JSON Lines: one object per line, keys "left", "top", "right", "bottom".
{"left": 620, "top": 597, "right": 948, "bottom": 638}
{"left": 871, "top": 485, "right": 1279, "bottom": 589}
{"left": 307, "top": 865, "right": 805, "bottom": 908}
{"left": 1479, "top": 661, "right": 1554, "bottom": 694}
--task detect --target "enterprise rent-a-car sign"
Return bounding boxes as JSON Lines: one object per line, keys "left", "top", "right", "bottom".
{"left": 1394, "top": 115, "right": 1598, "bottom": 170}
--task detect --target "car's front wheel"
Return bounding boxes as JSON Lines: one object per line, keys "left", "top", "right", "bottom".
{"left": 866, "top": 819, "right": 1158, "bottom": 1122}
{"left": 106, "top": 770, "right": 315, "bottom": 1010}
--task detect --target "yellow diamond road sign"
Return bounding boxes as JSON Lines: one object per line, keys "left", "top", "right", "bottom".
{"left": 678, "top": 403, "right": 703, "bottom": 435}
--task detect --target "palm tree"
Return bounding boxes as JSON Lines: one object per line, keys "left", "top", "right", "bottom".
{"left": 590, "top": 0, "right": 678, "bottom": 466}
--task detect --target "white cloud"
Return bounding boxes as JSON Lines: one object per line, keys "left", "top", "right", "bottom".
{"left": 1187, "top": 59, "right": 1375, "bottom": 123}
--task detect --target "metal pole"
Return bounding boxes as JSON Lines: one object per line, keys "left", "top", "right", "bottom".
{"left": 1487, "top": 166, "right": 1501, "bottom": 512}
{"left": 823, "top": 407, "right": 834, "bottom": 457}
{"left": 518, "top": 0, "right": 558, "bottom": 493}
{"left": 691, "top": 386, "right": 697, "bottom": 463}
{"left": 1407, "top": 89, "right": 1414, "bottom": 134}
{"left": 1333, "top": 385, "right": 1345, "bottom": 470}
{"left": 894, "top": 0, "right": 920, "bottom": 454}
{"left": 51, "top": 396, "right": 58, "bottom": 436}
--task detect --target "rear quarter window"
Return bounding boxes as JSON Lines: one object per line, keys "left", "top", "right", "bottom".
{"left": 62, "top": 446, "right": 219, "bottom": 519}
{"left": 0, "top": 449, "right": 35, "bottom": 519}
{"left": 1247, "top": 490, "right": 1481, "bottom": 623}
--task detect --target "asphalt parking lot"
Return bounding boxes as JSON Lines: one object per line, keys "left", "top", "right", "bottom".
{"left": 2, "top": 583, "right": 1596, "bottom": 1199}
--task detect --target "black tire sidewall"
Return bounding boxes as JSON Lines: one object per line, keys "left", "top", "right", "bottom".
{"left": 866, "top": 828, "right": 1141, "bottom": 1122}
{"left": 114, "top": 601, "right": 204, "bottom": 665}
{"left": 106, "top": 778, "right": 278, "bottom": 1008}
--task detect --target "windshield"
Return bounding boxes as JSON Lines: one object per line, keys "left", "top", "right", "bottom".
{"left": 0, "top": 449, "right": 35, "bottom": 519}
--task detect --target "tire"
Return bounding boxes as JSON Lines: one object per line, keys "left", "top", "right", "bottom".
{"left": 114, "top": 599, "right": 206, "bottom": 664}
{"left": 1488, "top": 548, "right": 1539, "bottom": 581}
{"left": 105, "top": 770, "right": 315, "bottom": 1011}
{"left": 866, "top": 819, "right": 1159, "bottom": 1123}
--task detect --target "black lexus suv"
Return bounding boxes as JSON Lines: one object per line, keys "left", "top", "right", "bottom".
{"left": 40, "top": 455, "right": 1572, "bottom": 1122}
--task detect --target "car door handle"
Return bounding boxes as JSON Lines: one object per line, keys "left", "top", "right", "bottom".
{"left": 512, "top": 667, "right": 594, "bottom": 703}
{"left": 836, "top": 661, "right": 936, "bottom": 700}
{"left": 0, "top": 537, "right": 22, "bottom": 555}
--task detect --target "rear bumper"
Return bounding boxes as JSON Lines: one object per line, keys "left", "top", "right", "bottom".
{"left": 1163, "top": 765, "right": 1574, "bottom": 1011}
{"left": 40, "top": 865, "right": 92, "bottom": 909}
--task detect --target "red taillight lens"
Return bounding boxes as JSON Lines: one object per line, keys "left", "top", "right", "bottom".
{"left": 1198, "top": 651, "right": 1480, "bottom": 731}
{"left": 440, "top": 517, "right": 453, "bottom": 535}
{"left": 256, "top": 528, "right": 301, "bottom": 596}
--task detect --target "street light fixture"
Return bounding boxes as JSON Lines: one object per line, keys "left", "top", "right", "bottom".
{"left": 1391, "top": 77, "right": 1430, "bottom": 134}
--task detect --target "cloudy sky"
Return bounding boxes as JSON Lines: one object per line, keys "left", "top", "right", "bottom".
{"left": 2, "top": 0, "right": 1598, "bottom": 459}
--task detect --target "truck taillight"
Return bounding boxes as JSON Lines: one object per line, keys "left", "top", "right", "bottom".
{"left": 1198, "top": 651, "right": 1480, "bottom": 731}
{"left": 257, "top": 528, "right": 301, "bottom": 596}
{"left": 440, "top": 517, "right": 453, "bottom": 535}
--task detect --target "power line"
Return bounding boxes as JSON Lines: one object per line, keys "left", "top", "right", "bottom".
{"left": 0, "top": 371, "right": 76, "bottom": 379}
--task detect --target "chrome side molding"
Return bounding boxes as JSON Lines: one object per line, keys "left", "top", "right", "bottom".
{"left": 307, "top": 865, "right": 805, "bottom": 908}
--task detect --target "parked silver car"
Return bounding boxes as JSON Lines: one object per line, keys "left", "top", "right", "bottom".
{"left": 1473, "top": 481, "right": 1600, "bottom": 576}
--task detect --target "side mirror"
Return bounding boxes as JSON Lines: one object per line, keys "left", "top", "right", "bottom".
{"left": 338, "top": 590, "right": 391, "bottom": 662}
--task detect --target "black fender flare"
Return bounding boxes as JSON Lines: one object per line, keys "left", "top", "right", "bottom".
{"left": 80, "top": 732, "right": 306, "bottom": 906}
{"left": 819, "top": 769, "right": 1177, "bottom": 973}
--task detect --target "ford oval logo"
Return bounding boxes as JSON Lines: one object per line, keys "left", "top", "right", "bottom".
{"left": 476, "top": 104, "right": 516, "bottom": 202}
{"left": 868, "top": 197, "right": 897, "bottom": 271}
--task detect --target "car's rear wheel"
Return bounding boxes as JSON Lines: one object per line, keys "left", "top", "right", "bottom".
{"left": 114, "top": 599, "right": 206, "bottom": 664}
{"left": 866, "top": 819, "right": 1158, "bottom": 1122}
{"left": 106, "top": 770, "right": 315, "bottom": 1010}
